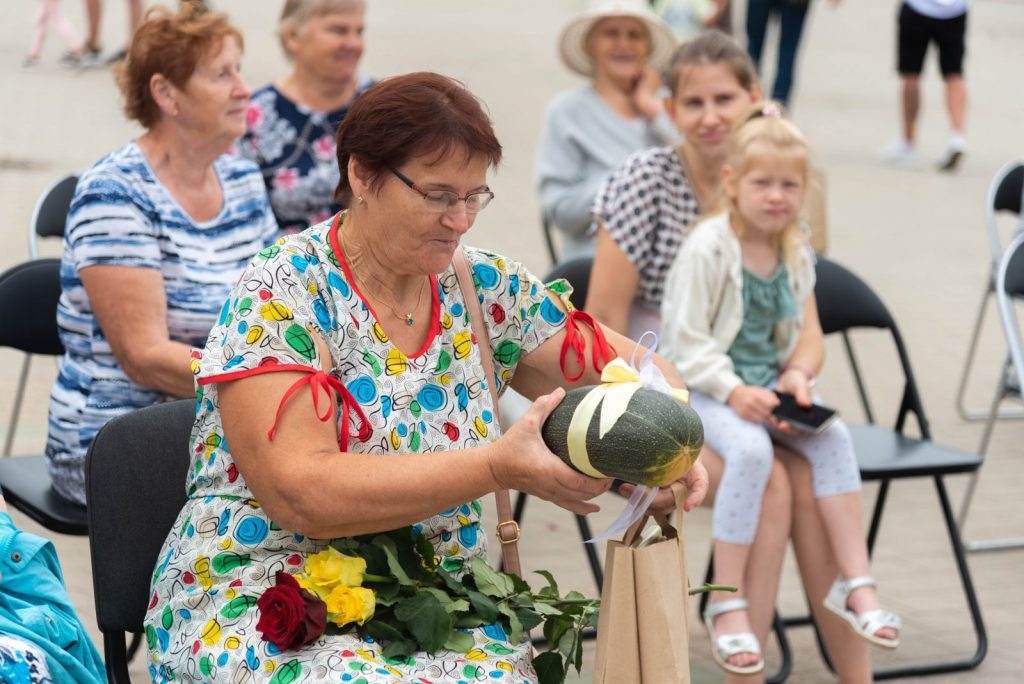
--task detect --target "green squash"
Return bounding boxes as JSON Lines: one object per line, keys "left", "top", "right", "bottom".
{"left": 541, "top": 384, "right": 703, "bottom": 486}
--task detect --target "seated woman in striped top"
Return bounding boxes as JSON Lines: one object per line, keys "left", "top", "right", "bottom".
{"left": 44, "top": 3, "right": 278, "bottom": 506}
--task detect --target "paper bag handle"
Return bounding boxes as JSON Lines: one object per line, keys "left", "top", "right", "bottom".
{"left": 622, "top": 480, "right": 688, "bottom": 547}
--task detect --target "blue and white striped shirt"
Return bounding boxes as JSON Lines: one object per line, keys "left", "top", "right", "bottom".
{"left": 45, "top": 141, "right": 279, "bottom": 505}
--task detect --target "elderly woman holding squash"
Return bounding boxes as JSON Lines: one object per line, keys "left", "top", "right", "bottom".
{"left": 145, "top": 71, "right": 707, "bottom": 682}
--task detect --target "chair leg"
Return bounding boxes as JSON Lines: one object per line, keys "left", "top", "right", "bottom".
{"left": 574, "top": 514, "right": 604, "bottom": 589}
{"left": 2, "top": 357, "right": 31, "bottom": 456}
{"left": 870, "top": 477, "right": 987, "bottom": 679}
{"left": 958, "top": 382, "right": 1024, "bottom": 552}
{"left": 958, "top": 383, "right": 1004, "bottom": 531}
{"left": 103, "top": 632, "right": 132, "bottom": 684}
{"left": 126, "top": 632, "right": 142, "bottom": 662}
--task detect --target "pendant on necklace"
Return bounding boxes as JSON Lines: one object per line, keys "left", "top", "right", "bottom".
{"left": 404, "top": 314, "right": 414, "bottom": 326}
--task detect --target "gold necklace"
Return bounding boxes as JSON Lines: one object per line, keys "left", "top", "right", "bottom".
{"left": 363, "top": 274, "right": 427, "bottom": 326}
{"left": 339, "top": 219, "right": 428, "bottom": 325}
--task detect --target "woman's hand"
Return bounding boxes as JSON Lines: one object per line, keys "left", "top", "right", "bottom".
{"left": 488, "top": 388, "right": 614, "bottom": 515}
{"left": 631, "top": 66, "right": 664, "bottom": 121}
{"left": 727, "top": 385, "right": 780, "bottom": 423}
{"left": 617, "top": 458, "right": 709, "bottom": 515}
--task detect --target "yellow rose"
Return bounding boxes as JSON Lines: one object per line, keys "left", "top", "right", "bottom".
{"left": 326, "top": 586, "right": 376, "bottom": 627}
{"left": 304, "top": 547, "right": 366, "bottom": 588}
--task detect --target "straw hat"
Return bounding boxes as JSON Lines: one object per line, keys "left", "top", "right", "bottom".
{"left": 558, "top": 0, "right": 676, "bottom": 77}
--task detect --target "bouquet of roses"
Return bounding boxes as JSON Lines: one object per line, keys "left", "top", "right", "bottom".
{"left": 255, "top": 526, "right": 601, "bottom": 684}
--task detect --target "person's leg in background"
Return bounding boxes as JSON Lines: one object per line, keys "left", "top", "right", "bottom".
{"left": 745, "top": 0, "right": 776, "bottom": 79}
{"left": 772, "top": 0, "right": 811, "bottom": 106}
{"left": 935, "top": 10, "right": 968, "bottom": 171}
{"left": 81, "top": 0, "right": 103, "bottom": 64}
{"left": 779, "top": 451, "right": 873, "bottom": 683}
{"left": 882, "top": 2, "right": 927, "bottom": 167}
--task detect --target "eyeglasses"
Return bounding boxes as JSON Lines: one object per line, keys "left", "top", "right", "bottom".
{"left": 388, "top": 166, "right": 494, "bottom": 214}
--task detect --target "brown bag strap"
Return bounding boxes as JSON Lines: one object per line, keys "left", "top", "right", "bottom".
{"left": 452, "top": 247, "right": 522, "bottom": 577}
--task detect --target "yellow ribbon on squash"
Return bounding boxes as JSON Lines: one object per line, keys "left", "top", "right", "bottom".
{"left": 565, "top": 358, "right": 690, "bottom": 478}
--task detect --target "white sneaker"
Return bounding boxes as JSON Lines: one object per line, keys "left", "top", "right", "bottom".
{"left": 937, "top": 134, "right": 967, "bottom": 172}
{"left": 879, "top": 139, "right": 922, "bottom": 169}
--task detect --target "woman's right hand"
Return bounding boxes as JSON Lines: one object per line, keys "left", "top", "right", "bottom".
{"left": 727, "top": 385, "right": 780, "bottom": 424}
{"left": 631, "top": 66, "right": 664, "bottom": 121}
{"left": 488, "top": 387, "right": 613, "bottom": 515}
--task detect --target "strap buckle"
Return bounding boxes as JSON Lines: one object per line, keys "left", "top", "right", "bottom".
{"left": 496, "top": 520, "right": 520, "bottom": 544}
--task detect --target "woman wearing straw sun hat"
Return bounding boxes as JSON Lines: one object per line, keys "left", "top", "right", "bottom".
{"left": 535, "top": 0, "right": 677, "bottom": 260}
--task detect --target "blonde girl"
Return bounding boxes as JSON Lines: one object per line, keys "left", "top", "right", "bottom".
{"left": 660, "top": 102, "right": 901, "bottom": 676}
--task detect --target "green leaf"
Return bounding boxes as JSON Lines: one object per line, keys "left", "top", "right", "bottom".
{"left": 380, "top": 637, "right": 417, "bottom": 660}
{"left": 362, "top": 618, "right": 406, "bottom": 643}
{"left": 534, "top": 569, "right": 560, "bottom": 598}
{"left": 516, "top": 606, "right": 543, "bottom": 633}
{"left": 531, "top": 601, "right": 562, "bottom": 616}
{"left": 443, "top": 630, "right": 475, "bottom": 653}
{"left": 543, "top": 614, "right": 571, "bottom": 649}
{"left": 394, "top": 592, "right": 451, "bottom": 653}
{"left": 466, "top": 590, "right": 499, "bottom": 624}
{"left": 377, "top": 537, "right": 414, "bottom": 587}
{"left": 470, "top": 557, "right": 514, "bottom": 598}
{"left": 556, "top": 627, "right": 577, "bottom": 660}
{"left": 532, "top": 651, "right": 566, "bottom": 684}
{"left": 420, "top": 587, "right": 468, "bottom": 614}
{"left": 497, "top": 602, "right": 524, "bottom": 644}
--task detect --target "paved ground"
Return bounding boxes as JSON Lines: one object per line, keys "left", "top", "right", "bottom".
{"left": 2, "top": 0, "right": 1023, "bottom": 682}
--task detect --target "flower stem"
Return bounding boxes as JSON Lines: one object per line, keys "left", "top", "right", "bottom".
{"left": 362, "top": 573, "right": 393, "bottom": 583}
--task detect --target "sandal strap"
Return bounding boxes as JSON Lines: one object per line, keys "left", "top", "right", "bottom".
{"left": 703, "top": 598, "right": 750, "bottom": 621}
{"left": 842, "top": 576, "right": 877, "bottom": 593}
{"left": 713, "top": 631, "right": 762, "bottom": 659}
{"left": 856, "top": 608, "right": 901, "bottom": 633}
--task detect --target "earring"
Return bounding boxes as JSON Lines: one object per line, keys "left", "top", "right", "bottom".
{"left": 356, "top": 196, "right": 364, "bottom": 204}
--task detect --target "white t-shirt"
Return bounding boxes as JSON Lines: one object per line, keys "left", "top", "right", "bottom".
{"left": 905, "top": 0, "right": 969, "bottom": 20}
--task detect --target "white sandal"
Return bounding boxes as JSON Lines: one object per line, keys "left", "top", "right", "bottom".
{"left": 823, "top": 576, "right": 901, "bottom": 650}
{"left": 703, "top": 598, "right": 765, "bottom": 676}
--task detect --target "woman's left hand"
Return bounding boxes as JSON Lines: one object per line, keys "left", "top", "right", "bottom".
{"left": 617, "top": 459, "right": 709, "bottom": 515}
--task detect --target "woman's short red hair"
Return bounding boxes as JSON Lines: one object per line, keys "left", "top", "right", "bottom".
{"left": 334, "top": 72, "right": 503, "bottom": 202}
{"left": 116, "top": 3, "right": 243, "bottom": 128}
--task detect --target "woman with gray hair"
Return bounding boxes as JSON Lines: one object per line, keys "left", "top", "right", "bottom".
{"left": 239, "top": 0, "right": 375, "bottom": 233}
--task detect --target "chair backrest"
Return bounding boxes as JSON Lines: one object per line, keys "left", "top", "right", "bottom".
{"left": 985, "top": 160, "right": 1024, "bottom": 267}
{"left": 996, "top": 233, "right": 1024, "bottom": 395}
{"left": 814, "top": 256, "right": 928, "bottom": 438}
{"left": 544, "top": 256, "right": 593, "bottom": 310}
{"left": 541, "top": 212, "right": 560, "bottom": 266}
{"left": 0, "top": 259, "right": 64, "bottom": 355}
{"left": 85, "top": 400, "right": 195, "bottom": 645}
{"left": 29, "top": 173, "right": 77, "bottom": 259}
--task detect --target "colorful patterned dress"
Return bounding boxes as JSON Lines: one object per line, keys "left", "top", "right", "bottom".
{"left": 145, "top": 213, "right": 575, "bottom": 683}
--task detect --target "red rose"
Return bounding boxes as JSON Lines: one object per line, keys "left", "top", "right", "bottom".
{"left": 256, "top": 571, "right": 327, "bottom": 651}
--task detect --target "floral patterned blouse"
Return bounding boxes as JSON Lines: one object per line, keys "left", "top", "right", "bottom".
{"left": 238, "top": 78, "right": 376, "bottom": 233}
{"left": 144, "top": 213, "right": 579, "bottom": 683}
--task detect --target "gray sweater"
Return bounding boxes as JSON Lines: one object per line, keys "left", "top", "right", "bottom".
{"left": 535, "top": 86, "right": 678, "bottom": 260}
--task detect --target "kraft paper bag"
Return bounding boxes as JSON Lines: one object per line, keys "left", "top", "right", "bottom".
{"left": 593, "top": 483, "right": 691, "bottom": 684}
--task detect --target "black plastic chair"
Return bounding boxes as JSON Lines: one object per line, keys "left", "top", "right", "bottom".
{"left": 28, "top": 172, "right": 77, "bottom": 259}
{"left": 958, "top": 232, "right": 1024, "bottom": 552}
{"left": 86, "top": 399, "right": 195, "bottom": 684}
{"left": 804, "top": 256, "right": 986, "bottom": 679}
{"left": 0, "top": 259, "right": 87, "bottom": 536}
{"left": 955, "top": 160, "right": 1024, "bottom": 421}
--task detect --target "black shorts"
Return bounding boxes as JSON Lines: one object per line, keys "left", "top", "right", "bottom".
{"left": 897, "top": 3, "right": 967, "bottom": 77}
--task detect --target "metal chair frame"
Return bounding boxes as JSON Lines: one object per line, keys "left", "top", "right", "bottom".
{"left": 957, "top": 232, "right": 1024, "bottom": 552}
{"left": 801, "top": 256, "right": 986, "bottom": 679}
{"left": 955, "top": 159, "right": 1024, "bottom": 421}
